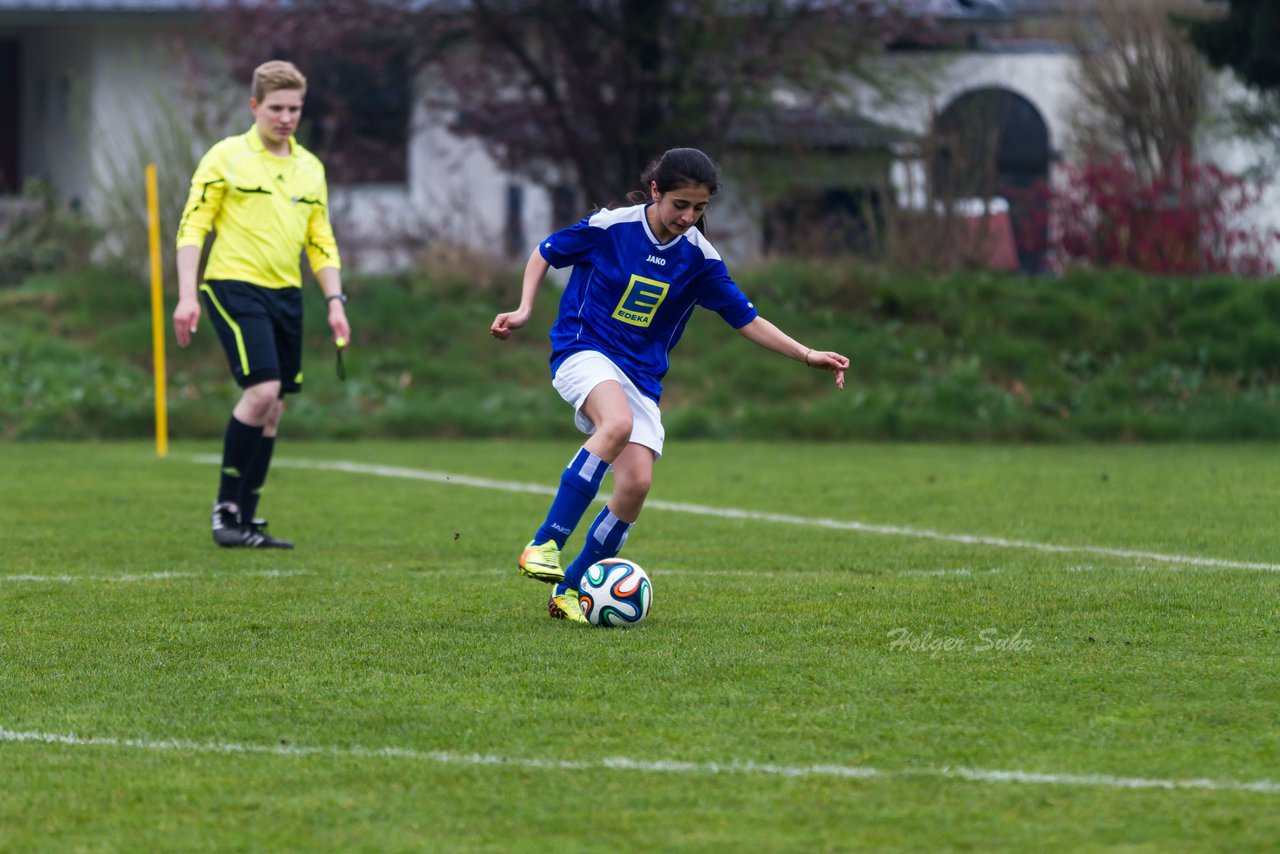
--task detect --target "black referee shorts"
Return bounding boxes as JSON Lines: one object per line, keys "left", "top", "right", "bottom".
{"left": 200, "top": 279, "right": 304, "bottom": 395}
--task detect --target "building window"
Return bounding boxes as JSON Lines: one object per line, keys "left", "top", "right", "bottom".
{"left": 552, "top": 184, "right": 578, "bottom": 229}
{"left": 505, "top": 183, "right": 525, "bottom": 258}
{"left": 298, "top": 50, "right": 410, "bottom": 185}
{"left": 933, "top": 87, "right": 1051, "bottom": 272}
{"left": 0, "top": 40, "right": 19, "bottom": 193}
{"left": 763, "top": 187, "right": 883, "bottom": 257}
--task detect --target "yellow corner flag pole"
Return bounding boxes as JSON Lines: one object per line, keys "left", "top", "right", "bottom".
{"left": 146, "top": 163, "right": 169, "bottom": 458}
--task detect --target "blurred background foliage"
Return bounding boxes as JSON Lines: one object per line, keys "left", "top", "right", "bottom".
{"left": 5, "top": 261, "right": 1280, "bottom": 442}
{"left": 6, "top": 1, "right": 1280, "bottom": 444}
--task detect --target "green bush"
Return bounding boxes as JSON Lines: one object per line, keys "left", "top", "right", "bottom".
{"left": 0, "top": 181, "right": 100, "bottom": 287}
{"left": 5, "top": 261, "right": 1280, "bottom": 441}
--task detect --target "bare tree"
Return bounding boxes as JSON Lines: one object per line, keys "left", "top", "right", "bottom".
{"left": 442, "top": 1, "right": 909, "bottom": 205}
{"left": 1067, "top": 0, "right": 1212, "bottom": 178}
{"left": 213, "top": 0, "right": 915, "bottom": 205}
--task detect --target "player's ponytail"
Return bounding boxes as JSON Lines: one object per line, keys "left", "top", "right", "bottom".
{"left": 631, "top": 147, "right": 721, "bottom": 236}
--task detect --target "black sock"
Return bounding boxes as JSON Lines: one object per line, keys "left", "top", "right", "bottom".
{"left": 218, "top": 416, "right": 264, "bottom": 508}
{"left": 239, "top": 435, "right": 276, "bottom": 523}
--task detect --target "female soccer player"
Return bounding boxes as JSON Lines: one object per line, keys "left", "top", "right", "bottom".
{"left": 490, "top": 147, "right": 848, "bottom": 622}
{"left": 173, "top": 60, "right": 350, "bottom": 548}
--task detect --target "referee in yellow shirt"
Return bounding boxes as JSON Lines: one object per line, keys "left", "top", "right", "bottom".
{"left": 173, "top": 60, "right": 350, "bottom": 549}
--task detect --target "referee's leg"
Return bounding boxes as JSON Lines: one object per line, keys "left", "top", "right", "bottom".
{"left": 233, "top": 381, "right": 282, "bottom": 428}
{"left": 210, "top": 380, "right": 280, "bottom": 545}
{"left": 236, "top": 286, "right": 302, "bottom": 545}
{"left": 238, "top": 388, "right": 284, "bottom": 527}
{"left": 230, "top": 382, "right": 294, "bottom": 548}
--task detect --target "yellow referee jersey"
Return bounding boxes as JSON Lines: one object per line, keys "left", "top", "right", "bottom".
{"left": 176, "top": 127, "right": 341, "bottom": 288}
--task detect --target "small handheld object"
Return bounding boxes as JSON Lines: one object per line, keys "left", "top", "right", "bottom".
{"left": 335, "top": 337, "right": 347, "bottom": 381}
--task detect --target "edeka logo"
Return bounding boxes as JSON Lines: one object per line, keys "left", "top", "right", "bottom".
{"left": 612, "top": 275, "right": 669, "bottom": 327}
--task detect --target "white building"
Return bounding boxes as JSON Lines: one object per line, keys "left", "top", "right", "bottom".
{"left": 0, "top": 0, "right": 1273, "bottom": 273}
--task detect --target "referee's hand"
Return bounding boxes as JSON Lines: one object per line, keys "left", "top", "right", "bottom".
{"left": 328, "top": 301, "right": 351, "bottom": 346}
{"left": 173, "top": 297, "right": 201, "bottom": 348}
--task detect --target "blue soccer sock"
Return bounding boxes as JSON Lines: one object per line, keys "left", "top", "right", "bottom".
{"left": 559, "top": 507, "right": 633, "bottom": 594}
{"left": 533, "top": 447, "right": 610, "bottom": 548}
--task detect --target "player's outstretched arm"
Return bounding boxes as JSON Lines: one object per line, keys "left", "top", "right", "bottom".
{"left": 491, "top": 247, "right": 552, "bottom": 340}
{"left": 737, "top": 316, "right": 848, "bottom": 390}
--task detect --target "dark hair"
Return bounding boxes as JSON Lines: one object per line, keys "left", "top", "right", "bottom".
{"left": 643, "top": 147, "right": 721, "bottom": 196}
{"left": 628, "top": 147, "right": 721, "bottom": 233}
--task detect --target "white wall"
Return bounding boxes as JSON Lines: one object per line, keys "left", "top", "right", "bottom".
{"left": 330, "top": 95, "right": 569, "bottom": 273}
{"left": 18, "top": 18, "right": 217, "bottom": 219}
{"left": 860, "top": 49, "right": 1280, "bottom": 268}
{"left": 20, "top": 19, "right": 1279, "bottom": 272}
{"left": 860, "top": 49, "right": 1077, "bottom": 211}
{"left": 868, "top": 52, "right": 1077, "bottom": 153}
{"left": 1200, "top": 75, "right": 1280, "bottom": 267}
{"left": 19, "top": 25, "right": 94, "bottom": 204}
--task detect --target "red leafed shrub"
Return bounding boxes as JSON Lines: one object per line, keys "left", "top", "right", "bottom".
{"left": 1048, "top": 151, "right": 1280, "bottom": 275}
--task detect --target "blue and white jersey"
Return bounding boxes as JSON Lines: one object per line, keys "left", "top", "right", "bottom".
{"left": 540, "top": 204, "right": 759, "bottom": 403}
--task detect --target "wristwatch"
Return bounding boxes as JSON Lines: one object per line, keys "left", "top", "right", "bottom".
{"left": 326, "top": 294, "right": 347, "bottom": 304}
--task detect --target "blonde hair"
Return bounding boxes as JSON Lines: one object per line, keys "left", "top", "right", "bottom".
{"left": 251, "top": 60, "right": 307, "bottom": 102}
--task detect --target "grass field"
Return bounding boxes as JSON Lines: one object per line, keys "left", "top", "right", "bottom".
{"left": 2, "top": 439, "right": 1278, "bottom": 851}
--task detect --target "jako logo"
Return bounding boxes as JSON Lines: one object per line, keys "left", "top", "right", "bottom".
{"left": 645, "top": 254, "right": 667, "bottom": 266}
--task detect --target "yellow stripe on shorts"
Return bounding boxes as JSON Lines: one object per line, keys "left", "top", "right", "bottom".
{"left": 199, "top": 283, "right": 250, "bottom": 375}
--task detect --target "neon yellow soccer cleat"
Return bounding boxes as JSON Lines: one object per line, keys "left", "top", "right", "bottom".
{"left": 519, "top": 540, "right": 564, "bottom": 583}
{"left": 548, "top": 589, "right": 588, "bottom": 624}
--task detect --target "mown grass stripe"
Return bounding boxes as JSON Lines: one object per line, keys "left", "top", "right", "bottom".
{"left": 190, "top": 456, "right": 1280, "bottom": 573}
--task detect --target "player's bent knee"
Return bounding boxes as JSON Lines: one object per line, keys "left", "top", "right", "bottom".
{"left": 596, "top": 416, "right": 634, "bottom": 450}
{"left": 240, "top": 382, "right": 282, "bottom": 420}
{"left": 264, "top": 399, "right": 285, "bottom": 432}
{"left": 616, "top": 473, "right": 652, "bottom": 504}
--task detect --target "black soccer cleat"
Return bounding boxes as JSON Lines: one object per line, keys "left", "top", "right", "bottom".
{"left": 242, "top": 518, "right": 294, "bottom": 549}
{"left": 211, "top": 502, "right": 248, "bottom": 547}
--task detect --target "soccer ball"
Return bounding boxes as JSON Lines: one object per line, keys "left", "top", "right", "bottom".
{"left": 578, "top": 558, "right": 653, "bottom": 627}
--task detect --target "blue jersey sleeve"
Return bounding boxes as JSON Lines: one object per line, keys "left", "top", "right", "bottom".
{"left": 696, "top": 260, "right": 759, "bottom": 329}
{"left": 538, "top": 214, "right": 603, "bottom": 269}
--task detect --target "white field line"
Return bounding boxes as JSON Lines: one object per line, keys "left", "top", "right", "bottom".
{"left": 2, "top": 727, "right": 1276, "bottom": 795}
{"left": 192, "top": 455, "right": 1280, "bottom": 573}
{"left": 900, "top": 568, "right": 1003, "bottom": 578}
{"left": 367, "top": 566, "right": 789, "bottom": 580}
{"left": 1, "top": 570, "right": 309, "bottom": 584}
{"left": 649, "top": 567, "right": 782, "bottom": 577}
{"left": 0, "top": 566, "right": 1007, "bottom": 583}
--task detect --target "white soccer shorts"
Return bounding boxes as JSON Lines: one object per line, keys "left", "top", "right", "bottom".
{"left": 552, "top": 350, "right": 665, "bottom": 458}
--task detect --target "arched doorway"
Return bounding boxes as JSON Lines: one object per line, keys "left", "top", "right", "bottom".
{"left": 933, "top": 87, "right": 1051, "bottom": 272}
